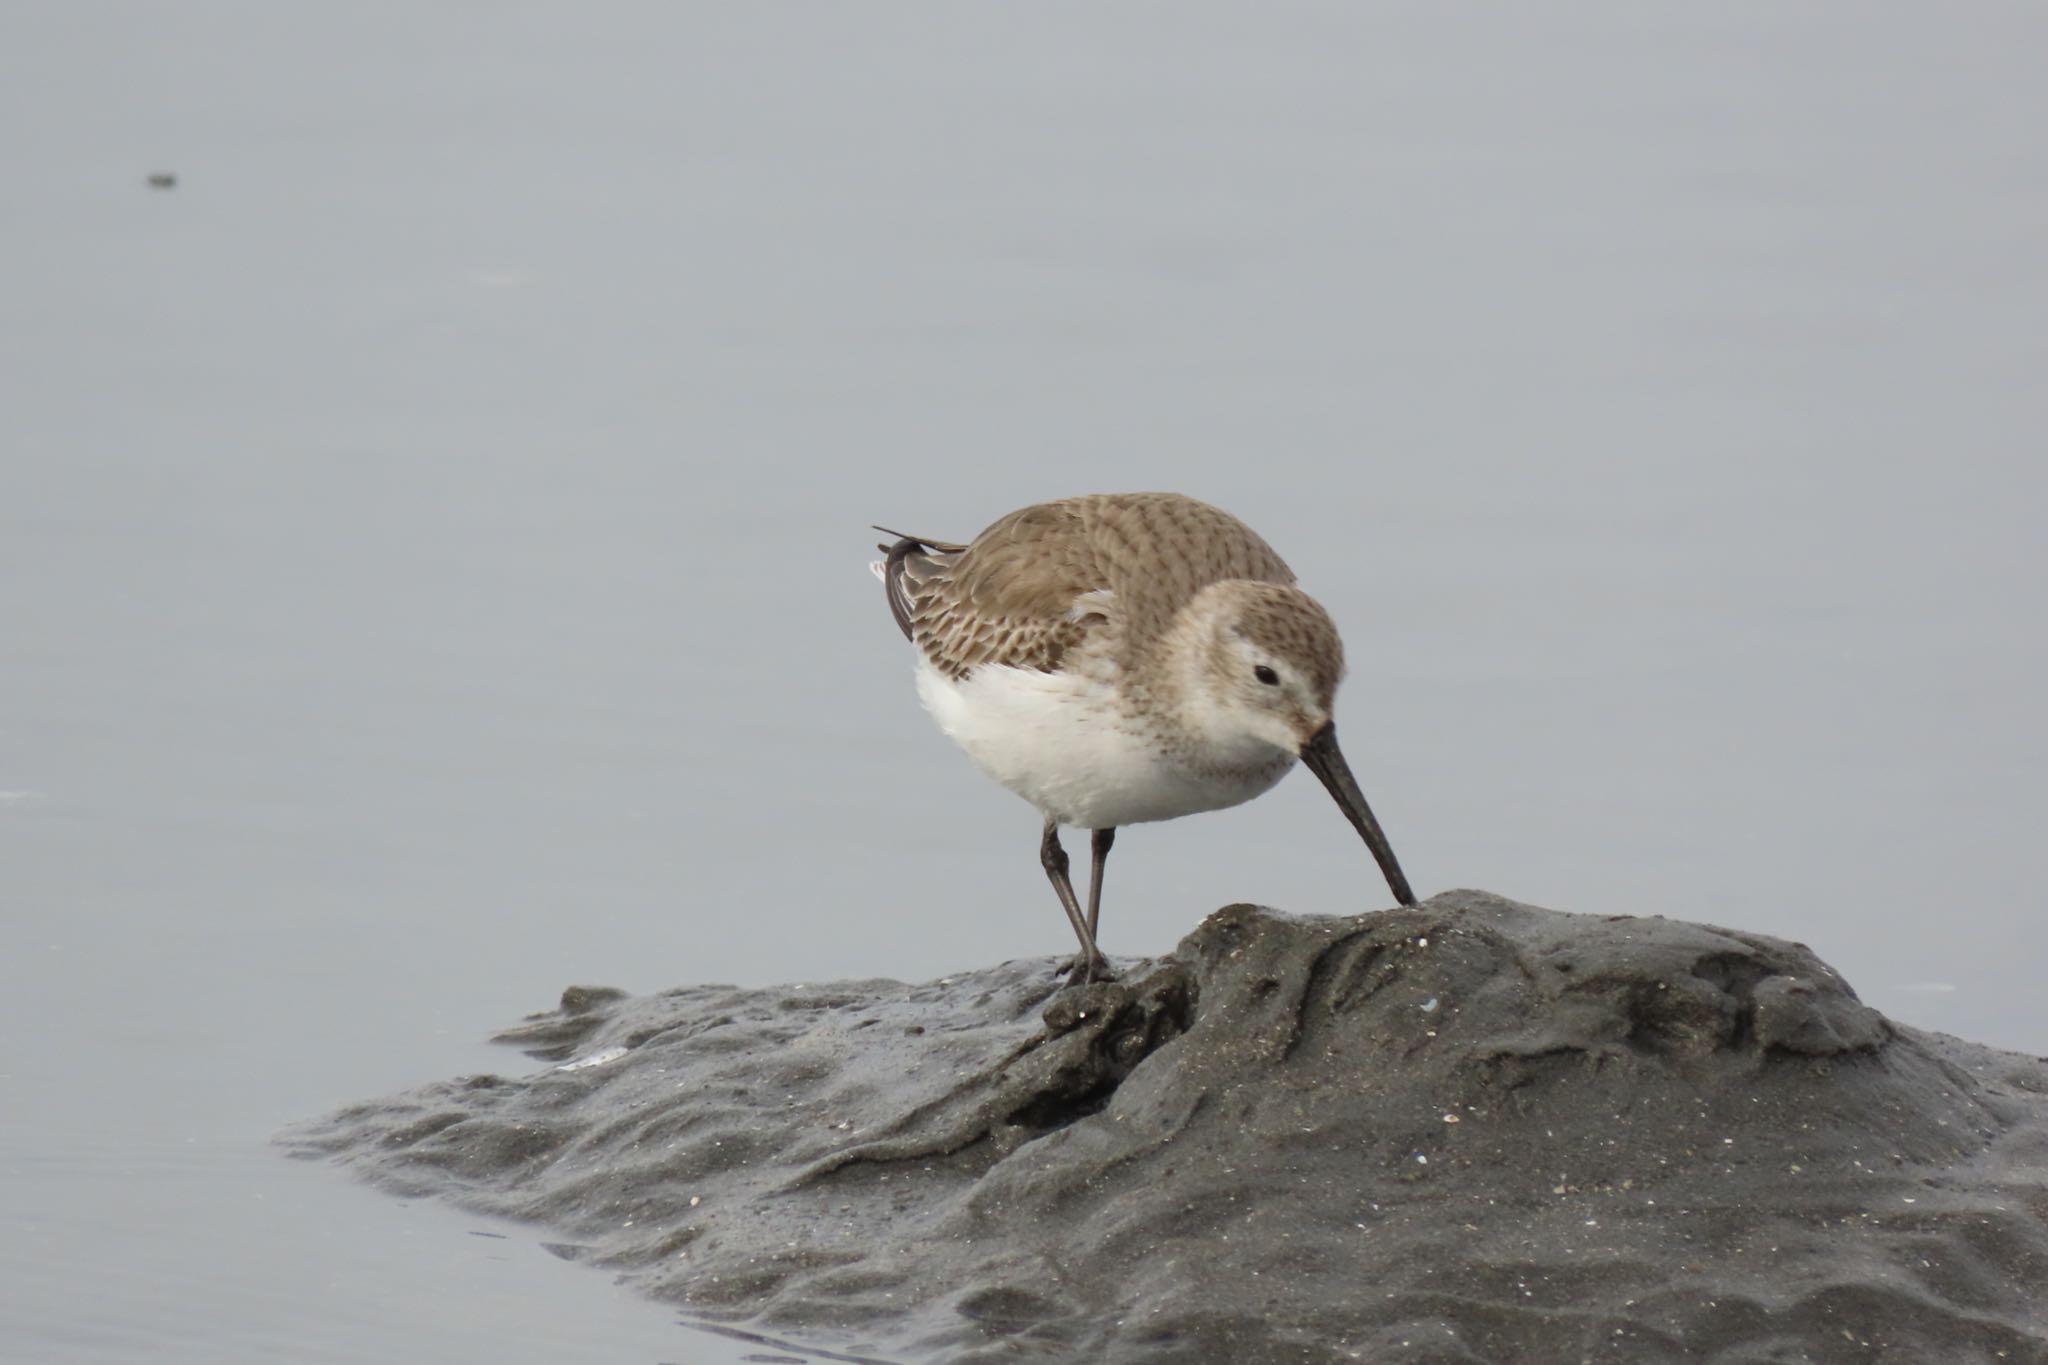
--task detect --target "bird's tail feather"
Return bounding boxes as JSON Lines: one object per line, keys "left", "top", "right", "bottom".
{"left": 871, "top": 526, "right": 963, "bottom": 643}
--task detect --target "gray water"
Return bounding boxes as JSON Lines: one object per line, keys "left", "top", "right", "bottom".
{"left": 4, "top": 4, "right": 2045, "bottom": 1363}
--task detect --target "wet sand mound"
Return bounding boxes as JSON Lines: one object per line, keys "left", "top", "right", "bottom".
{"left": 287, "top": 892, "right": 2048, "bottom": 1363}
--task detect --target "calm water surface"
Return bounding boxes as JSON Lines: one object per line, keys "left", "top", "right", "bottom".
{"left": 4, "top": 4, "right": 2045, "bottom": 1362}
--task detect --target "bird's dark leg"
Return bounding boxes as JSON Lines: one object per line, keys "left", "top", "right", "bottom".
{"left": 1086, "top": 827, "right": 1116, "bottom": 939}
{"left": 1041, "top": 818, "right": 1108, "bottom": 983}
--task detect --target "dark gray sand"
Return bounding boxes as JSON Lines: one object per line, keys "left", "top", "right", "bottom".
{"left": 286, "top": 892, "right": 2048, "bottom": 1363}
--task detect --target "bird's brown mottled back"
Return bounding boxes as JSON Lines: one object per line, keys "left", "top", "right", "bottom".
{"left": 896, "top": 493, "right": 1296, "bottom": 679}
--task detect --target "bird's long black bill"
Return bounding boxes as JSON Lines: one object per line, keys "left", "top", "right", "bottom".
{"left": 1300, "top": 721, "right": 1417, "bottom": 908}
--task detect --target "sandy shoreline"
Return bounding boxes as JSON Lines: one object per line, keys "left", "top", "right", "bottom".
{"left": 287, "top": 892, "right": 2048, "bottom": 1363}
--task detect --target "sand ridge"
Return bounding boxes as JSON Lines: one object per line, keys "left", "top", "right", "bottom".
{"left": 286, "top": 892, "right": 2048, "bottom": 1363}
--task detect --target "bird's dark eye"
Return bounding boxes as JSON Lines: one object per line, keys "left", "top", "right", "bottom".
{"left": 1254, "top": 665, "right": 1280, "bottom": 686}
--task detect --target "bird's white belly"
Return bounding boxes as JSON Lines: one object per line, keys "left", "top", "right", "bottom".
{"left": 914, "top": 657, "right": 1291, "bottom": 829}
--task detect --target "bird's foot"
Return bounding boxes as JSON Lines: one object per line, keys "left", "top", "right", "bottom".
{"left": 1053, "top": 952, "right": 1119, "bottom": 986}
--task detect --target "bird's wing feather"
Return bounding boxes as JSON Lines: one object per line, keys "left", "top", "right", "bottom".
{"left": 879, "top": 493, "right": 1294, "bottom": 678}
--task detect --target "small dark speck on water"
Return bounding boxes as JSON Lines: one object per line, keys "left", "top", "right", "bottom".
{"left": 466, "top": 1230, "right": 509, "bottom": 1240}
{"left": 146, "top": 172, "right": 176, "bottom": 188}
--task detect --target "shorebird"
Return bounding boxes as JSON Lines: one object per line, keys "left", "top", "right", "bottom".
{"left": 873, "top": 492, "right": 1417, "bottom": 982}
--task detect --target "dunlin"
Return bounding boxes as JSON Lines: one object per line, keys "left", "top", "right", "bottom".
{"left": 874, "top": 492, "right": 1416, "bottom": 981}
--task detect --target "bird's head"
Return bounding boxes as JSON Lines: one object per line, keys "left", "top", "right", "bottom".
{"left": 1179, "top": 581, "right": 1345, "bottom": 758}
{"left": 1169, "top": 580, "right": 1416, "bottom": 908}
